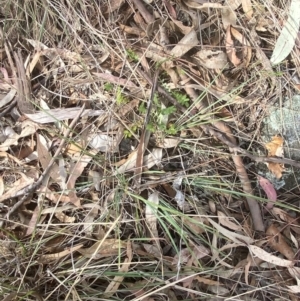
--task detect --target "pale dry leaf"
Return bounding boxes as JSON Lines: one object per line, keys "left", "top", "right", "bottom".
{"left": 217, "top": 211, "right": 242, "bottom": 231}
{"left": 39, "top": 244, "right": 83, "bottom": 263}
{"left": 104, "top": 256, "right": 132, "bottom": 297}
{"left": 170, "top": 29, "right": 198, "bottom": 58}
{"left": 144, "top": 148, "right": 163, "bottom": 169}
{"left": 146, "top": 191, "right": 159, "bottom": 239}
{"left": 290, "top": 232, "right": 299, "bottom": 249}
{"left": 183, "top": 215, "right": 208, "bottom": 234}
{"left": 36, "top": 134, "right": 60, "bottom": 183}
{"left": 0, "top": 175, "right": 34, "bottom": 202}
{"left": 196, "top": 276, "right": 221, "bottom": 286}
{"left": 25, "top": 108, "right": 105, "bottom": 123}
{"left": 78, "top": 239, "right": 126, "bottom": 259}
{"left": 225, "top": 26, "right": 241, "bottom": 66}
{"left": 67, "top": 154, "right": 93, "bottom": 207}
{"left": 88, "top": 170, "right": 102, "bottom": 191}
{"left": 26, "top": 206, "right": 40, "bottom": 236}
{"left": 207, "top": 217, "right": 254, "bottom": 245}
{"left": 186, "top": 1, "right": 223, "bottom": 9}
{"left": 221, "top": 7, "right": 237, "bottom": 29}
{"left": 88, "top": 133, "right": 118, "bottom": 152}
{"left": 266, "top": 224, "right": 295, "bottom": 260}
{"left": 142, "top": 243, "right": 162, "bottom": 258}
{"left": 241, "top": 0, "right": 253, "bottom": 20}
{"left": 155, "top": 137, "right": 180, "bottom": 148}
{"left": 39, "top": 186, "right": 76, "bottom": 205}
{"left": 172, "top": 248, "right": 191, "bottom": 265}
{"left": 55, "top": 212, "right": 75, "bottom": 223}
{"left": 287, "top": 284, "right": 300, "bottom": 294}
{"left": 226, "top": 0, "right": 242, "bottom": 10}
{"left": 0, "top": 89, "right": 16, "bottom": 109}
{"left": 115, "top": 150, "right": 138, "bottom": 174}
{"left": 194, "top": 49, "right": 228, "bottom": 69}
{"left": 0, "top": 177, "right": 4, "bottom": 196}
{"left": 0, "top": 120, "right": 38, "bottom": 151}
{"left": 288, "top": 266, "right": 300, "bottom": 279}
{"left": 258, "top": 176, "right": 277, "bottom": 209}
{"left": 208, "top": 285, "right": 229, "bottom": 296}
{"left": 249, "top": 245, "right": 294, "bottom": 267}
{"left": 271, "top": 0, "right": 300, "bottom": 65}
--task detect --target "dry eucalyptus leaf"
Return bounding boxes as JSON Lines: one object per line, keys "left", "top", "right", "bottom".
{"left": 249, "top": 245, "right": 294, "bottom": 267}
{"left": 217, "top": 211, "right": 242, "bottom": 231}
{"left": 225, "top": 26, "right": 241, "bottom": 66}
{"left": 78, "top": 239, "right": 126, "bottom": 259}
{"left": 170, "top": 29, "right": 198, "bottom": 58}
{"left": 265, "top": 135, "right": 284, "bottom": 157}
{"left": 145, "top": 191, "right": 159, "bottom": 239}
{"left": 266, "top": 224, "right": 295, "bottom": 260}
{"left": 194, "top": 49, "right": 228, "bottom": 69}
{"left": 221, "top": 7, "right": 237, "bottom": 29}
{"left": 258, "top": 176, "right": 277, "bottom": 209}
{"left": 271, "top": 0, "right": 300, "bottom": 65}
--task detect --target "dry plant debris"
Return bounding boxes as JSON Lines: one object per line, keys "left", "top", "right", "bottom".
{"left": 0, "top": 0, "right": 300, "bottom": 300}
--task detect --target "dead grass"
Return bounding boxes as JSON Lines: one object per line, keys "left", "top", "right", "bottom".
{"left": 0, "top": 0, "right": 300, "bottom": 300}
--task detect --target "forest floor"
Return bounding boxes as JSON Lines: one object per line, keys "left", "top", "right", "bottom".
{"left": 0, "top": 0, "right": 300, "bottom": 300}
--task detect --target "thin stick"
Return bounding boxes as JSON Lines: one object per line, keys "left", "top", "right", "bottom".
{"left": 5, "top": 104, "right": 86, "bottom": 220}
{"left": 134, "top": 70, "right": 159, "bottom": 188}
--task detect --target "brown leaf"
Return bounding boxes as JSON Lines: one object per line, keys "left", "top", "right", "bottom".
{"left": 242, "top": 0, "right": 253, "bottom": 20}
{"left": 26, "top": 206, "right": 40, "bottom": 236}
{"left": 221, "top": 7, "right": 237, "bottom": 29}
{"left": 78, "top": 239, "right": 126, "bottom": 259}
{"left": 36, "top": 134, "right": 60, "bottom": 182}
{"left": 265, "top": 135, "right": 284, "bottom": 157}
{"left": 230, "top": 27, "right": 252, "bottom": 67}
{"left": 39, "top": 244, "right": 83, "bottom": 263}
{"left": 225, "top": 26, "right": 241, "bottom": 66}
{"left": 267, "top": 162, "right": 284, "bottom": 179}
{"left": 249, "top": 245, "right": 294, "bottom": 267}
{"left": 266, "top": 224, "right": 295, "bottom": 260}
{"left": 194, "top": 49, "right": 228, "bottom": 69}
{"left": 258, "top": 176, "right": 277, "bottom": 209}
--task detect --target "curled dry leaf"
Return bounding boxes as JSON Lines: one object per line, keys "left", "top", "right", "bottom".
{"left": 145, "top": 191, "right": 159, "bottom": 239}
{"left": 265, "top": 135, "right": 284, "bottom": 157}
{"left": 241, "top": 0, "right": 253, "bottom": 20}
{"left": 249, "top": 245, "right": 294, "bottom": 267}
{"left": 78, "top": 239, "right": 127, "bottom": 259}
{"left": 55, "top": 212, "right": 75, "bottom": 223}
{"left": 271, "top": 0, "right": 300, "bottom": 65}
{"left": 230, "top": 27, "right": 252, "bottom": 67}
{"left": 221, "top": 7, "right": 237, "bottom": 29}
{"left": 226, "top": 26, "right": 241, "bottom": 66}
{"left": 194, "top": 49, "right": 228, "bottom": 69}
{"left": 207, "top": 217, "right": 254, "bottom": 245}
{"left": 266, "top": 224, "right": 295, "bottom": 260}
{"left": 39, "top": 244, "right": 83, "bottom": 263}
{"left": 217, "top": 211, "right": 242, "bottom": 231}
{"left": 265, "top": 135, "right": 285, "bottom": 178}
{"left": 258, "top": 176, "right": 277, "bottom": 209}
{"left": 170, "top": 29, "right": 198, "bottom": 58}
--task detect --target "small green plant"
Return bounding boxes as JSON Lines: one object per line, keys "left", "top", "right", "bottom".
{"left": 104, "top": 82, "right": 113, "bottom": 92}
{"left": 116, "top": 87, "right": 129, "bottom": 105}
{"left": 126, "top": 48, "right": 139, "bottom": 62}
{"left": 172, "top": 91, "right": 190, "bottom": 107}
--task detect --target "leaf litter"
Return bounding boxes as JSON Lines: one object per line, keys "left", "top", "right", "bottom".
{"left": 0, "top": 0, "right": 300, "bottom": 300}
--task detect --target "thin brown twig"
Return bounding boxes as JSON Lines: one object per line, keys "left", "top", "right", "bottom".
{"left": 4, "top": 104, "right": 86, "bottom": 220}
